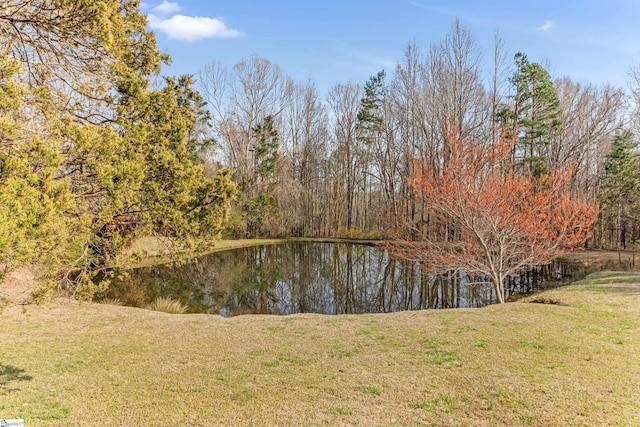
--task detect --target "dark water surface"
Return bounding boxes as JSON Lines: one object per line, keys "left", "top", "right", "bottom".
{"left": 103, "top": 242, "right": 580, "bottom": 316}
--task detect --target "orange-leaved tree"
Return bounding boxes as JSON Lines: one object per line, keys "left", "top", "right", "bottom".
{"left": 391, "top": 131, "right": 598, "bottom": 303}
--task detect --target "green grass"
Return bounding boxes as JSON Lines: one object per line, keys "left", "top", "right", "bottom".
{"left": 0, "top": 271, "right": 639, "bottom": 426}
{"left": 414, "top": 394, "right": 459, "bottom": 413}
{"left": 332, "top": 406, "right": 353, "bottom": 416}
{"left": 356, "top": 384, "right": 382, "bottom": 396}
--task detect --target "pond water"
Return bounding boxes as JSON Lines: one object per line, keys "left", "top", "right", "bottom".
{"left": 102, "top": 242, "right": 580, "bottom": 316}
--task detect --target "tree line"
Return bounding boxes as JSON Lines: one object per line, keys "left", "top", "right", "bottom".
{"left": 199, "top": 20, "right": 635, "bottom": 253}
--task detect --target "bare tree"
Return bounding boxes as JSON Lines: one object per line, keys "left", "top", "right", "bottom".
{"left": 280, "top": 81, "right": 331, "bottom": 236}
{"left": 199, "top": 57, "right": 294, "bottom": 192}
{"left": 425, "top": 18, "right": 489, "bottom": 160}
{"left": 550, "top": 78, "right": 625, "bottom": 194}
{"left": 388, "top": 42, "right": 432, "bottom": 226}
{"left": 628, "top": 64, "right": 640, "bottom": 133}
{"left": 489, "top": 30, "right": 511, "bottom": 142}
{"left": 327, "top": 83, "right": 363, "bottom": 233}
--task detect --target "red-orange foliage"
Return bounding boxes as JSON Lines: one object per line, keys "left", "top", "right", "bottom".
{"left": 395, "top": 133, "right": 598, "bottom": 303}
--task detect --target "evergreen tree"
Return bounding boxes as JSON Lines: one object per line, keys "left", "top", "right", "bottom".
{"left": 0, "top": 57, "right": 78, "bottom": 277}
{"left": 0, "top": 1, "right": 237, "bottom": 296}
{"left": 356, "top": 70, "right": 385, "bottom": 145}
{"left": 240, "top": 115, "right": 281, "bottom": 238}
{"left": 252, "top": 115, "right": 280, "bottom": 181}
{"left": 599, "top": 130, "right": 640, "bottom": 249}
{"left": 508, "top": 52, "right": 562, "bottom": 175}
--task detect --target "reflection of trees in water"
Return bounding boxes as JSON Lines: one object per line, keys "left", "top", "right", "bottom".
{"left": 103, "top": 243, "right": 583, "bottom": 316}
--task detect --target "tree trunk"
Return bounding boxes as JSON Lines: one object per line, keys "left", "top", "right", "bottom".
{"left": 493, "top": 273, "right": 505, "bottom": 304}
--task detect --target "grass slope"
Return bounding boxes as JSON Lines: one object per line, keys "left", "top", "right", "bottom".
{"left": 0, "top": 271, "right": 639, "bottom": 426}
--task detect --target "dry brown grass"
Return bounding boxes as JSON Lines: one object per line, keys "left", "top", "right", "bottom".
{"left": 146, "top": 297, "right": 189, "bottom": 314}
{"left": 560, "top": 249, "right": 640, "bottom": 271}
{"left": 0, "top": 268, "right": 35, "bottom": 305}
{"left": 0, "top": 271, "right": 638, "bottom": 426}
{"left": 119, "top": 237, "right": 291, "bottom": 268}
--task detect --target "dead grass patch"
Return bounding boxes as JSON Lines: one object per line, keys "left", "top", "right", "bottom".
{"left": 146, "top": 297, "right": 189, "bottom": 314}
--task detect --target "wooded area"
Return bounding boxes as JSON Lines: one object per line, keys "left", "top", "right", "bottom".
{"left": 1, "top": 2, "right": 639, "bottom": 296}
{"left": 199, "top": 21, "right": 635, "bottom": 251}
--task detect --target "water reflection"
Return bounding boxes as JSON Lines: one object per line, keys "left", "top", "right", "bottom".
{"left": 101, "top": 243, "right": 579, "bottom": 316}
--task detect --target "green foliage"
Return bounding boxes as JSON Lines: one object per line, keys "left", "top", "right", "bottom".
{"left": 0, "top": 1, "right": 236, "bottom": 297}
{"left": 0, "top": 57, "right": 77, "bottom": 274}
{"left": 507, "top": 52, "right": 562, "bottom": 175}
{"left": 245, "top": 192, "right": 278, "bottom": 221}
{"left": 599, "top": 130, "right": 640, "bottom": 249}
{"left": 223, "top": 191, "right": 281, "bottom": 239}
{"left": 511, "top": 53, "right": 562, "bottom": 141}
{"left": 356, "top": 70, "right": 385, "bottom": 144}
{"left": 56, "top": 71, "right": 238, "bottom": 296}
{"left": 603, "top": 130, "right": 639, "bottom": 191}
{"left": 229, "top": 117, "right": 283, "bottom": 238}
{"left": 252, "top": 115, "right": 280, "bottom": 179}
{"left": 136, "top": 77, "right": 237, "bottom": 243}
{"left": 30, "top": 280, "right": 60, "bottom": 304}
{"left": 242, "top": 192, "right": 281, "bottom": 238}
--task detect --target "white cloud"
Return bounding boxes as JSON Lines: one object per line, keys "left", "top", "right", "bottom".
{"left": 147, "top": 13, "right": 244, "bottom": 42}
{"left": 145, "top": 2, "right": 244, "bottom": 42}
{"left": 537, "top": 20, "right": 554, "bottom": 32}
{"left": 152, "top": 1, "right": 181, "bottom": 16}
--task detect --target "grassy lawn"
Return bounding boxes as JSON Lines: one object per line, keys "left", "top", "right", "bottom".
{"left": 1, "top": 271, "right": 639, "bottom": 426}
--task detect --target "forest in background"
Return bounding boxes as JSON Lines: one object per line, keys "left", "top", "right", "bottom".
{"left": 200, "top": 20, "right": 640, "bottom": 254}
{"left": 1, "top": 1, "right": 639, "bottom": 297}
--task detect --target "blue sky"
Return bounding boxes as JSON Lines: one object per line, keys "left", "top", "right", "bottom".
{"left": 141, "top": 0, "right": 640, "bottom": 94}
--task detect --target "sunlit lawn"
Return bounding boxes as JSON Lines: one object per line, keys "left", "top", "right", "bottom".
{"left": 1, "top": 271, "right": 639, "bottom": 426}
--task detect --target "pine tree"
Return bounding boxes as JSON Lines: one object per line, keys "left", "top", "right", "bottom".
{"left": 508, "top": 53, "right": 562, "bottom": 176}
{"left": 239, "top": 115, "right": 281, "bottom": 238}
{"left": 252, "top": 115, "right": 280, "bottom": 181}
{"left": 356, "top": 70, "right": 385, "bottom": 145}
{"left": 599, "top": 130, "right": 640, "bottom": 249}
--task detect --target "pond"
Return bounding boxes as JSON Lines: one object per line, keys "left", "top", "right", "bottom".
{"left": 101, "top": 242, "right": 581, "bottom": 316}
